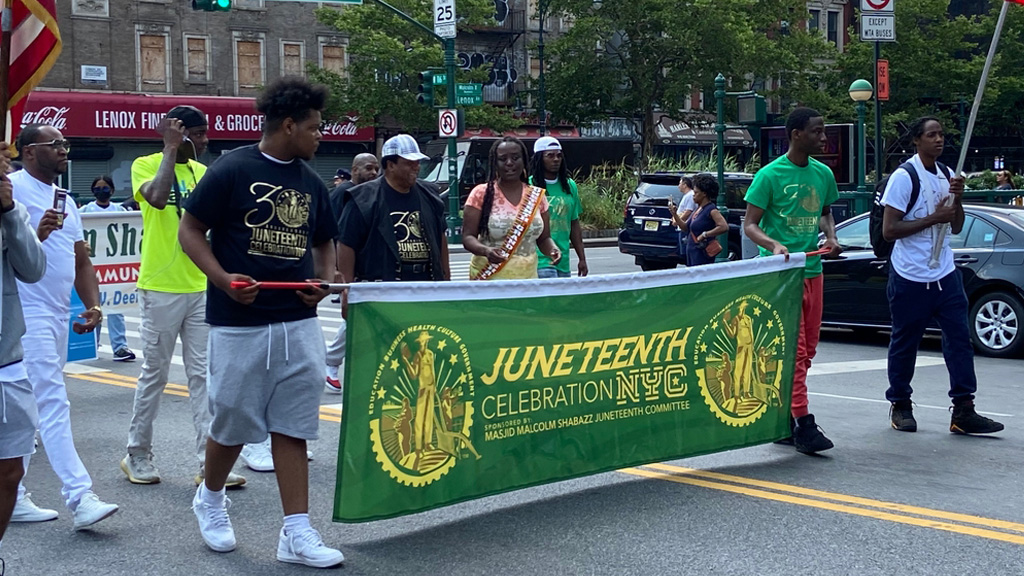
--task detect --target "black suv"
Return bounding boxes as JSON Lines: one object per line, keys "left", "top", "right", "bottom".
{"left": 617, "top": 172, "right": 754, "bottom": 270}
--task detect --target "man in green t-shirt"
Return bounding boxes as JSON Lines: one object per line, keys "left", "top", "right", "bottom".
{"left": 529, "top": 136, "right": 587, "bottom": 278}
{"left": 743, "top": 107, "right": 841, "bottom": 456}
{"left": 123, "top": 105, "right": 244, "bottom": 488}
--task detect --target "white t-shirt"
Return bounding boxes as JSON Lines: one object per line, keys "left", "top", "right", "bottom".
{"left": 680, "top": 190, "right": 697, "bottom": 212}
{"left": 880, "top": 154, "right": 955, "bottom": 283}
{"left": 80, "top": 201, "right": 127, "bottom": 213}
{"left": 10, "top": 170, "right": 84, "bottom": 317}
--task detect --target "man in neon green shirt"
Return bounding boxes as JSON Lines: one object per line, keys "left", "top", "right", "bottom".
{"left": 529, "top": 136, "right": 587, "bottom": 278}
{"left": 122, "top": 106, "right": 244, "bottom": 488}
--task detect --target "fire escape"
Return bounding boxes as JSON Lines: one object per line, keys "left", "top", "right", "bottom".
{"left": 463, "top": 1, "right": 526, "bottom": 105}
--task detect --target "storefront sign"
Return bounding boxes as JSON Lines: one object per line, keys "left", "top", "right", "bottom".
{"left": 82, "top": 212, "right": 143, "bottom": 312}
{"left": 334, "top": 256, "right": 804, "bottom": 522}
{"left": 22, "top": 90, "right": 374, "bottom": 142}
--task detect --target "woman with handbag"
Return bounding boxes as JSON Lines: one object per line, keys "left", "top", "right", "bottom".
{"left": 678, "top": 173, "right": 729, "bottom": 267}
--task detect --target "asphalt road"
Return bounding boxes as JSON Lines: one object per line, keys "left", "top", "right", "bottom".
{"left": 4, "top": 246, "right": 1024, "bottom": 576}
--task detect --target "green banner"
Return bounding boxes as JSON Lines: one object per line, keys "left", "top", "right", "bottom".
{"left": 334, "top": 256, "right": 806, "bottom": 522}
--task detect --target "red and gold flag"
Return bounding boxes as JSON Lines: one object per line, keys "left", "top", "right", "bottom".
{"left": 3, "top": 0, "right": 62, "bottom": 144}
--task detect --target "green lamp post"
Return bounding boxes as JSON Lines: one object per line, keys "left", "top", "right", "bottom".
{"left": 848, "top": 79, "right": 874, "bottom": 195}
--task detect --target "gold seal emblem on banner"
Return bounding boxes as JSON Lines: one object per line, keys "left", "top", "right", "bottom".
{"left": 694, "top": 296, "right": 786, "bottom": 427}
{"left": 369, "top": 326, "right": 479, "bottom": 487}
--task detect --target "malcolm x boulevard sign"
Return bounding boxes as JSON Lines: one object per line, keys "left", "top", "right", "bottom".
{"left": 334, "top": 256, "right": 806, "bottom": 522}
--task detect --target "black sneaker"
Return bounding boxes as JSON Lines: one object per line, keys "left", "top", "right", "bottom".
{"left": 773, "top": 416, "right": 796, "bottom": 445}
{"left": 890, "top": 400, "right": 917, "bottom": 432}
{"left": 793, "top": 414, "right": 834, "bottom": 454}
{"left": 113, "top": 347, "right": 136, "bottom": 362}
{"left": 950, "top": 403, "right": 1004, "bottom": 435}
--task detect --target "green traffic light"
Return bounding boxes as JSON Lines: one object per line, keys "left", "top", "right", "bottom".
{"left": 417, "top": 71, "right": 434, "bottom": 107}
{"left": 191, "top": 0, "right": 230, "bottom": 11}
{"left": 215, "top": 0, "right": 230, "bottom": 9}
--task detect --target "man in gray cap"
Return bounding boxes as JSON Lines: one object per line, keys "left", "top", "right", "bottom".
{"left": 124, "top": 106, "right": 245, "bottom": 488}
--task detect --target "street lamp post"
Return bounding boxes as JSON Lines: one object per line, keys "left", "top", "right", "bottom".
{"left": 849, "top": 79, "right": 874, "bottom": 195}
{"left": 538, "top": 0, "right": 547, "bottom": 135}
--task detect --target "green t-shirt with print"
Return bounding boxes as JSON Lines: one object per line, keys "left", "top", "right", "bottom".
{"left": 531, "top": 177, "right": 581, "bottom": 274}
{"left": 743, "top": 155, "right": 839, "bottom": 278}
{"left": 131, "top": 153, "right": 208, "bottom": 293}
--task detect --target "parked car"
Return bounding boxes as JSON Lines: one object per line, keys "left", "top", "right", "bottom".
{"left": 617, "top": 172, "right": 754, "bottom": 270}
{"left": 821, "top": 204, "right": 1024, "bottom": 358}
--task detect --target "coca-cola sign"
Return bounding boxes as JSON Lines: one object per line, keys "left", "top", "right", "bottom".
{"left": 22, "top": 91, "right": 374, "bottom": 142}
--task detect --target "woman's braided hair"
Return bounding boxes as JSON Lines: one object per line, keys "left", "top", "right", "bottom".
{"left": 478, "top": 136, "right": 530, "bottom": 238}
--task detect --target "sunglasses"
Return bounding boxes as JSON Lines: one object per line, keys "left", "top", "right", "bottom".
{"left": 24, "top": 139, "right": 71, "bottom": 152}
{"left": 92, "top": 186, "right": 112, "bottom": 193}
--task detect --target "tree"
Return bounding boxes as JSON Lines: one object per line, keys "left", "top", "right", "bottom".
{"left": 543, "top": 0, "right": 833, "bottom": 158}
{"left": 313, "top": 0, "right": 522, "bottom": 135}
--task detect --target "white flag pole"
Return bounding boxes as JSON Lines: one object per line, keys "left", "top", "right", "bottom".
{"left": 929, "top": 0, "right": 1011, "bottom": 268}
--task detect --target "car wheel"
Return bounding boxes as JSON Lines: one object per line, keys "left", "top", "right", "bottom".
{"left": 969, "top": 291, "right": 1024, "bottom": 358}
{"left": 640, "top": 260, "right": 677, "bottom": 272}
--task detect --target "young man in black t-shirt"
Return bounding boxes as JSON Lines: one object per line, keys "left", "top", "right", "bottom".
{"left": 178, "top": 77, "right": 344, "bottom": 568}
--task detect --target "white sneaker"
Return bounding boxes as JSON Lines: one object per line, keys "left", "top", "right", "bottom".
{"left": 191, "top": 486, "right": 236, "bottom": 553}
{"left": 194, "top": 470, "right": 247, "bottom": 488}
{"left": 71, "top": 492, "right": 118, "bottom": 531}
{"left": 277, "top": 527, "right": 344, "bottom": 568}
{"left": 11, "top": 493, "right": 58, "bottom": 522}
{"left": 240, "top": 439, "right": 274, "bottom": 472}
{"left": 324, "top": 360, "right": 344, "bottom": 395}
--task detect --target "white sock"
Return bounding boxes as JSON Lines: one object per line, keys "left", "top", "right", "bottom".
{"left": 200, "top": 484, "right": 226, "bottom": 506}
{"left": 283, "top": 513, "right": 311, "bottom": 535}
{"left": 326, "top": 364, "right": 339, "bottom": 380}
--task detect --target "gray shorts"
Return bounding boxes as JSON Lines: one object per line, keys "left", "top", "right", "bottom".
{"left": 0, "top": 376, "right": 39, "bottom": 460}
{"left": 206, "top": 317, "right": 326, "bottom": 446}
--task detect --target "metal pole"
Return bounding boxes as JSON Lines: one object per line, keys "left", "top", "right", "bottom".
{"left": 1, "top": 0, "right": 13, "bottom": 139}
{"left": 714, "top": 74, "right": 726, "bottom": 195}
{"left": 538, "top": 0, "right": 547, "bottom": 136}
{"left": 445, "top": 37, "right": 462, "bottom": 243}
{"left": 857, "top": 100, "right": 867, "bottom": 194}
{"left": 873, "top": 41, "right": 883, "bottom": 181}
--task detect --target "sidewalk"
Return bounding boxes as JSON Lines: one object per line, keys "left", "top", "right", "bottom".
{"left": 447, "top": 231, "right": 619, "bottom": 254}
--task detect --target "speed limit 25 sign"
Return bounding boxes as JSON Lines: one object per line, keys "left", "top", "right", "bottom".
{"left": 434, "top": 0, "right": 456, "bottom": 38}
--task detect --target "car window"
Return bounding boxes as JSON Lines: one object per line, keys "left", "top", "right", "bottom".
{"left": 836, "top": 216, "right": 871, "bottom": 250}
{"left": 949, "top": 215, "right": 972, "bottom": 250}
{"left": 725, "top": 181, "right": 750, "bottom": 209}
{"left": 964, "top": 216, "right": 999, "bottom": 248}
{"left": 634, "top": 182, "right": 681, "bottom": 202}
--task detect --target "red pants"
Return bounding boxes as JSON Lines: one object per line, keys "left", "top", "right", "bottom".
{"left": 792, "top": 274, "right": 823, "bottom": 418}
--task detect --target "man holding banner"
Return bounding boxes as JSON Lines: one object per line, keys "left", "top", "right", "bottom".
{"left": 743, "top": 107, "right": 841, "bottom": 455}
{"left": 178, "top": 77, "right": 343, "bottom": 567}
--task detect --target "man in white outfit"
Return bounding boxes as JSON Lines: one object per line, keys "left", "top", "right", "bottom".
{"left": 9, "top": 124, "right": 119, "bottom": 530}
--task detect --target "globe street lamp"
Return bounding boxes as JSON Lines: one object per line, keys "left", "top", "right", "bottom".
{"left": 849, "top": 79, "right": 873, "bottom": 194}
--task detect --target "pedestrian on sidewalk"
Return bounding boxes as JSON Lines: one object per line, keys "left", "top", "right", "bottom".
{"left": 9, "top": 124, "right": 119, "bottom": 530}
{"left": 529, "top": 136, "right": 587, "bottom": 278}
{"left": 124, "top": 106, "right": 245, "bottom": 488}
{"left": 668, "top": 176, "right": 697, "bottom": 261}
{"left": 743, "top": 107, "right": 841, "bottom": 455}
{"left": 0, "top": 140, "right": 48, "bottom": 547}
{"left": 79, "top": 175, "right": 135, "bottom": 363}
{"left": 676, "top": 173, "right": 728, "bottom": 267}
{"left": 881, "top": 117, "right": 1003, "bottom": 435}
{"left": 179, "top": 77, "right": 344, "bottom": 568}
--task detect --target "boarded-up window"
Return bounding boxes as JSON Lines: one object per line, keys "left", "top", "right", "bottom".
{"left": 140, "top": 35, "right": 166, "bottom": 88}
{"left": 283, "top": 42, "right": 304, "bottom": 76}
{"left": 322, "top": 44, "right": 345, "bottom": 75}
{"left": 237, "top": 41, "right": 262, "bottom": 88}
{"left": 187, "top": 37, "right": 208, "bottom": 81}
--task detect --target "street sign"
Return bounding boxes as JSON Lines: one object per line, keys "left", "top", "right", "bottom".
{"left": 456, "top": 83, "right": 482, "bottom": 106}
{"left": 434, "top": 0, "right": 456, "bottom": 39}
{"left": 860, "top": 13, "right": 896, "bottom": 42}
{"left": 877, "top": 59, "right": 890, "bottom": 101}
{"left": 439, "top": 109, "right": 458, "bottom": 137}
{"left": 861, "top": 0, "right": 893, "bottom": 12}
{"left": 433, "top": 73, "right": 447, "bottom": 86}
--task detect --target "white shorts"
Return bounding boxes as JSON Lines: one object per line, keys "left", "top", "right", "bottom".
{"left": 0, "top": 376, "right": 39, "bottom": 460}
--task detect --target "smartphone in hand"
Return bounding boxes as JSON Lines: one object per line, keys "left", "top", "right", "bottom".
{"left": 53, "top": 187, "right": 67, "bottom": 229}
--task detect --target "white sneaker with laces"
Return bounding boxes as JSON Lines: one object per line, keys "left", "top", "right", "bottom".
{"left": 191, "top": 486, "right": 236, "bottom": 552}
{"left": 277, "top": 527, "right": 344, "bottom": 568}
{"left": 240, "top": 439, "right": 274, "bottom": 472}
{"left": 71, "top": 492, "right": 118, "bottom": 531}
{"left": 11, "top": 493, "right": 58, "bottom": 522}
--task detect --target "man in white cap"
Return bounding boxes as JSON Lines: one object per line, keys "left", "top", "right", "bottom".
{"left": 336, "top": 134, "right": 450, "bottom": 287}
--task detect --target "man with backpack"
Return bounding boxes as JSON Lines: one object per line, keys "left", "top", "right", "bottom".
{"left": 879, "top": 116, "right": 1002, "bottom": 435}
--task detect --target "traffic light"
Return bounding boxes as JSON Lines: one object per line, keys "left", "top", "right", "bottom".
{"left": 417, "top": 71, "right": 434, "bottom": 107}
{"left": 192, "top": 0, "right": 230, "bottom": 11}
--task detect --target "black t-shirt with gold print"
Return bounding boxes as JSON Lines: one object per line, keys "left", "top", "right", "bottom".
{"left": 184, "top": 145, "right": 337, "bottom": 326}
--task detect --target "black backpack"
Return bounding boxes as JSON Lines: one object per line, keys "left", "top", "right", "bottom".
{"left": 868, "top": 161, "right": 946, "bottom": 259}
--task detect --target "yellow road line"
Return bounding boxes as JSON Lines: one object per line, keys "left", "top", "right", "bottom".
{"left": 646, "top": 462, "right": 1024, "bottom": 534}
{"left": 67, "top": 371, "right": 342, "bottom": 422}
{"left": 622, "top": 467, "right": 1024, "bottom": 546}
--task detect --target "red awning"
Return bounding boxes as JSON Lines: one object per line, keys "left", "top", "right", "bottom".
{"left": 22, "top": 90, "right": 374, "bottom": 142}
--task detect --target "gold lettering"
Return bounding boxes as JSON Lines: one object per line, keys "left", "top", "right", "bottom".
{"left": 480, "top": 348, "right": 508, "bottom": 385}
{"left": 612, "top": 336, "right": 638, "bottom": 370}
{"left": 552, "top": 343, "right": 582, "bottom": 377}
{"left": 593, "top": 338, "right": 618, "bottom": 372}
{"left": 526, "top": 344, "right": 560, "bottom": 380}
